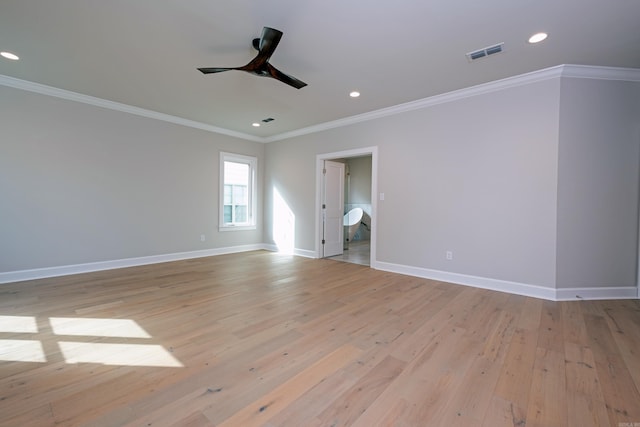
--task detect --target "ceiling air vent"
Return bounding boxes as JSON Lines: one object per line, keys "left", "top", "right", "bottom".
{"left": 466, "top": 42, "right": 504, "bottom": 62}
{"left": 262, "top": 117, "right": 275, "bottom": 123}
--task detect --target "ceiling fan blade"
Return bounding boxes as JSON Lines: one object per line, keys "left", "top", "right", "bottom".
{"left": 266, "top": 63, "right": 307, "bottom": 89}
{"left": 197, "top": 67, "right": 235, "bottom": 74}
{"left": 257, "top": 27, "right": 283, "bottom": 59}
{"left": 242, "top": 27, "right": 283, "bottom": 71}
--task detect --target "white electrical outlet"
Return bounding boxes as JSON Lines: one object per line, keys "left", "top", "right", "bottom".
{"left": 446, "top": 251, "right": 453, "bottom": 260}
{"left": 200, "top": 234, "right": 206, "bottom": 242}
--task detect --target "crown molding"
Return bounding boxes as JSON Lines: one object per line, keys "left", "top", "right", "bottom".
{"left": 0, "top": 74, "right": 263, "bottom": 143}
{"left": 559, "top": 64, "right": 640, "bottom": 81}
{"left": 264, "top": 65, "right": 566, "bottom": 142}
{"left": 3, "top": 64, "right": 639, "bottom": 144}
{"left": 265, "top": 64, "right": 640, "bottom": 142}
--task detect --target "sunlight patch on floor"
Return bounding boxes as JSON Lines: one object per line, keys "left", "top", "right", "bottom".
{"left": 58, "top": 342, "right": 183, "bottom": 367}
{"left": 0, "top": 315, "right": 182, "bottom": 367}
{"left": 49, "top": 317, "right": 152, "bottom": 338}
{"left": 0, "top": 315, "right": 38, "bottom": 333}
{"left": 0, "top": 339, "right": 46, "bottom": 362}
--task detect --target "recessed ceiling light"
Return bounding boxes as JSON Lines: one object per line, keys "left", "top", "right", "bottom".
{"left": 349, "top": 91, "right": 360, "bottom": 98}
{"left": 528, "top": 32, "right": 548, "bottom": 44}
{"left": 1, "top": 51, "right": 20, "bottom": 60}
{"left": 252, "top": 122, "right": 260, "bottom": 127}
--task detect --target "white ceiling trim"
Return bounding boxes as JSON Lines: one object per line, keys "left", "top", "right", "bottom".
{"left": 0, "top": 74, "right": 263, "bottom": 143}
{"left": 2, "top": 64, "right": 639, "bottom": 144}
{"left": 265, "top": 65, "right": 567, "bottom": 143}
{"left": 560, "top": 64, "right": 640, "bottom": 81}
{"left": 268, "top": 64, "right": 640, "bottom": 143}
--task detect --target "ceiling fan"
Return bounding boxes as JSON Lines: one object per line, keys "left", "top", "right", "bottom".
{"left": 198, "top": 26, "right": 307, "bottom": 89}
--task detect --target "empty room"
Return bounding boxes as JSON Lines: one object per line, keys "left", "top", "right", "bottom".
{"left": 1, "top": 1, "right": 640, "bottom": 426}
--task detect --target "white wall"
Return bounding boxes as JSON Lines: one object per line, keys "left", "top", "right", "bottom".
{"left": 265, "top": 78, "right": 562, "bottom": 289}
{"left": 0, "top": 85, "right": 264, "bottom": 273}
{"left": 556, "top": 78, "right": 640, "bottom": 289}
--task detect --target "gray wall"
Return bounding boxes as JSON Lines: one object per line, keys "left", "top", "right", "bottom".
{"left": 556, "top": 78, "right": 640, "bottom": 288}
{"left": 346, "top": 156, "right": 372, "bottom": 206}
{"left": 264, "top": 75, "right": 640, "bottom": 291}
{"left": 265, "top": 78, "right": 562, "bottom": 288}
{"left": 0, "top": 85, "right": 264, "bottom": 272}
{"left": 3, "top": 72, "right": 638, "bottom": 293}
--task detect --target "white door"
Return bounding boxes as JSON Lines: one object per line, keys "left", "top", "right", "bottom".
{"left": 322, "top": 160, "right": 345, "bottom": 257}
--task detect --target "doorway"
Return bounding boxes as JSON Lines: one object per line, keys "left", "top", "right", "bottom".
{"left": 316, "top": 147, "right": 377, "bottom": 267}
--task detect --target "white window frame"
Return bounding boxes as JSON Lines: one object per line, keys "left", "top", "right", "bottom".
{"left": 219, "top": 152, "right": 257, "bottom": 231}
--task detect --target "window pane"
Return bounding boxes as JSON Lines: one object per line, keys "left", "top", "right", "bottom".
{"left": 223, "top": 205, "right": 232, "bottom": 223}
{"left": 235, "top": 205, "right": 247, "bottom": 222}
{"left": 224, "top": 184, "right": 232, "bottom": 205}
{"left": 233, "top": 185, "right": 247, "bottom": 204}
{"left": 224, "top": 162, "right": 249, "bottom": 186}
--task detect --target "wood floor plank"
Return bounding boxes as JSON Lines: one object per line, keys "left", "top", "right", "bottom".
{"left": 49, "top": 370, "right": 147, "bottom": 426}
{"left": 584, "top": 312, "right": 640, "bottom": 426}
{"left": 565, "top": 393, "right": 611, "bottom": 427}
{"left": 482, "top": 396, "right": 527, "bottom": 427}
{"left": 561, "top": 301, "right": 589, "bottom": 345}
{"left": 215, "top": 343, "right": 362, "bottom": 427}
{"left": 517, "top": 296, "right": 544, "bottom": 330}
{"left": 536, "top": 300, "right": 564, "bottom": 352}
{"left": 263, "top": 357, "right": 366, "bottom": 426}
{"left": 118, "top": 328, "right": 307, "bottom": 426}
{"left": 600, "top": 300, "right": 640, "bottom": 392}
{"left": 366, "top": 398, "right": 412, "bottom": 427}
{"left": 492, "top": 327, "right": 539, "bottom": 412}
{"left": 564, "top": 342, "right": 610, "bottom": 427}
{"left": 316, "top": 355, "right": 405, "bottom": 427}
{"left": 439, "top": 309, "right": 519, "bottom": 424}
{"left": 1, "top": 251, "right": 638, "bottom": 427}
{"left": 389, "top": 326, "right": 478, "bottom": 425}
{"left": 525, "top": 347, "right": 568, "bottom": 427}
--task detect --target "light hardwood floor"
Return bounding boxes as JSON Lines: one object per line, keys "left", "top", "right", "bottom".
{"left": 1, "top": 251, "right": 639, "bottom": 426}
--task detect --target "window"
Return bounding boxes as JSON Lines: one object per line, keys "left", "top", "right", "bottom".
{"left": 220, "top": 152, "right": 257, "bottom": 230}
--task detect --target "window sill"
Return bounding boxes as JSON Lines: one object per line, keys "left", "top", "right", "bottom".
{"left": 219, "top": 225, "right": 257, "bottom": 232}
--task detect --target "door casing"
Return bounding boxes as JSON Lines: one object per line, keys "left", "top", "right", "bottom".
{"left": 315, "top": 146, "right": 378, "bottom": 266}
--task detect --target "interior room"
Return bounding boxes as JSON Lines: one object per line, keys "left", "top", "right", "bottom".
{"left": 1, "top": 1, "right": 640, "bottom": 426}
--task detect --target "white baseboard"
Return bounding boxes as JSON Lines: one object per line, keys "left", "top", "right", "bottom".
{"left": 555, "top": 286, "right": 639, "bottom": 301}
{"left": 261, "top": 244, "right": 279, "bottom": 253}
{"left": 0, "top": 244, "right": 269, "bottom": 284}
{"left": 4, "top": 249, "right": 637, "bottom": 301}
{"left": 293, "top": 248, "right": 317, "bottom": 258}
{"left": 261, "top": 245, "right": 317, "bottom": 259}
{"left": 374, "top": 260, "right": 557, "bottom": 300}
{"left": 373, "top": 261, "right": 639, "bottom": 301}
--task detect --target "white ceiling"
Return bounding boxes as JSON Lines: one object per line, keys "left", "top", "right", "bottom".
{"left": 1, "top": 0, "right": 639, "bottom": 140}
